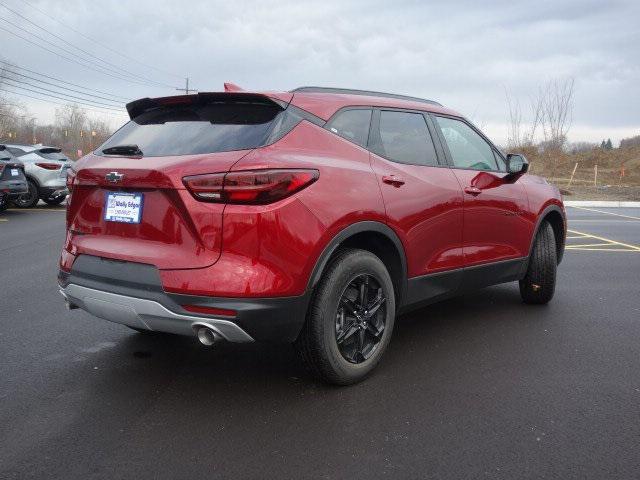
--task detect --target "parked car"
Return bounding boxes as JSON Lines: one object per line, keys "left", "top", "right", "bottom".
{"left": 5, "top": 144, "right": 71, "bottom": 207}
{"left": 58, "top": 86, "right": 566, "bottom": 385}
{"left": 0, "top": 146, "right": 28, "bottom": 212}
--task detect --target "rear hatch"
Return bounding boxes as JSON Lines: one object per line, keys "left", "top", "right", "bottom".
{"left": 36, "top": 147, "right": 73, "bottom": 176}
{"left": 0, "top": 146, "right": 27, "bottom": 186}
{"left": 66, "top": 93, "right": 287, "bottom": 269}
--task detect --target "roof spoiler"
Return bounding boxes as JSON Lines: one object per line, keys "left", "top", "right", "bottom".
{"left": 38, "top": 147, "right": 62, "bottom": 154}
{"left": 126, "top": 92, "right": 287, "bottom": 119}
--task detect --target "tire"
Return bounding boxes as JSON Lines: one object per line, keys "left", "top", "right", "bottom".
{"left": 43, "top": 195, "right": 66, "bottom": 206}
{"left": 519, "top": 221, "right": 557, "bottom": 304}
{"left": 0, "top": 193, "right": 8, "bottom": 212}
{"left": 296, "top": 248, "right": 396, "bottom": 385}
{"left": 13, "top": 179, "right": 39, "bottom": 208}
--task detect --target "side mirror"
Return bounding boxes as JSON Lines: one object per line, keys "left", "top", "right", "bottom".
{"left": 506, "top": 153, "right": 529, "bottom": 176}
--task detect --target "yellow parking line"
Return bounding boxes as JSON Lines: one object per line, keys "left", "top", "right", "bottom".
{"left": 567, "top": 229, "right": 640, "bottom": 252}
{"left": 0, "top": 218, "right": 7, "bottom": 222}
{"left": 566, "top": 235, "right": 588, "bottom": 239}
{"left": 568, "top": 205, "right": 640, "bottom": 221}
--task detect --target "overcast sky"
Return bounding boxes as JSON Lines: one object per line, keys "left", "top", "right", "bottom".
{"left": 1, "top": 0, "right": 639, "bottom": 145}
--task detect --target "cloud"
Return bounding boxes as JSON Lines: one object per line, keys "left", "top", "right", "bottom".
{"left": 2, "top": 0, "right": 639, "bottom": 143}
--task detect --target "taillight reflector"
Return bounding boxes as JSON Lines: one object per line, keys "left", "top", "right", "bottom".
{"left": 35, "top": 162, "right": 62, "bottom": 170}
{"left": 183, "top": 169, "right": 319, "bottom": 205}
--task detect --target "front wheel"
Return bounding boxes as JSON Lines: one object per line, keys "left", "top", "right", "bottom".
{"left": 296, "top": 248, "right": 396, "bottom": 385}
{"left": 520, "top": 221, "right": 557, "bottom": 304}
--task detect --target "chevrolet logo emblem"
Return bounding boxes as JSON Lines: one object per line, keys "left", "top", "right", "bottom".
{"left": 105, "top": 171, "right": 124, "bottom": 183}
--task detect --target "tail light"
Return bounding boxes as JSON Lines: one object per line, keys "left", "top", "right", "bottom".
{"left": 183, "top": 169, "right": 319, "bottom": 205}
{"left": 35, "top": 162, "right": 62, "bottom": 170}
{"left": 66, "top": 169, "right": 76, "bottom": 192}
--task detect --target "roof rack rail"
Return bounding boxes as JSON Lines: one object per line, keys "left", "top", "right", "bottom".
{"left": 290, "top": 86, "right": 442, "bottom": 106}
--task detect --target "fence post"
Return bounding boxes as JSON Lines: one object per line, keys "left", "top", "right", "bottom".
{"left": 567, "top": 162, "right": 578, "bottom": 187}
{"left": 594, "top": 164, "right": 598, "bottom": 187}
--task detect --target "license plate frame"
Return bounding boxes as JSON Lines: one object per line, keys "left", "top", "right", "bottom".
{"left": 104, "top": 192, "right": 143, "bottom": 224}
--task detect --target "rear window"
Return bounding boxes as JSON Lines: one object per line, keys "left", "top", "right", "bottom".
{"left": 36, "top": 150, "right": 69, "bottom": 161}
{"left": 0, "top": 147, "right": 13, "bottom": 161}
{"left": 6, "top": 147, "right": 27, "bottom": 156}
{"left": 98, "top": 101, "right": 284, "bottom": 157}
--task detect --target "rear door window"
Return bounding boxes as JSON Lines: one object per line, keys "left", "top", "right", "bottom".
{"left": 375, "top": 111, "right": 438, "bottom": 166}
{"left": 326, "top": 109, "right": 372, "bottom": 147}
{"left": 98, "top": 101, "right": 284, "bottom": 157}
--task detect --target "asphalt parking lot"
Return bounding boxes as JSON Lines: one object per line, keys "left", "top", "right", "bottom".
{"left": 1, "top": 205, "right": 639, "bottom": 479}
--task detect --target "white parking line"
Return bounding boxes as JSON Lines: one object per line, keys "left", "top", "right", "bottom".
{"left": 567, "top": 205, "right": 640, "bottom": 221}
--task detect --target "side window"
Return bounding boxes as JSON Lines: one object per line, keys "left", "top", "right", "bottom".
{"left": 376, "top": 111, "right": 438, "bottom": 166}
{"left": 435, "top": 116, "right": 498, "bottom": 171}
{"left": 326, "top": 109, "right": 372, "bottom": 147}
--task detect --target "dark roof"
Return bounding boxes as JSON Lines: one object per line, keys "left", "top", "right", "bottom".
{"left": 291, "top": 86, "right": 442, "bottom": 107}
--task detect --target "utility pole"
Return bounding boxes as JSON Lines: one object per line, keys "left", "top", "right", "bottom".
{"left": 176, "top": 77, "right": 197, "bottom": 95}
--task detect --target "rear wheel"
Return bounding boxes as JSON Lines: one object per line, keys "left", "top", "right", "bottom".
{"left": 296, "top": 248, "right": 396, "bottom": 385}
{"left": 520, "top": 221, "right": 557, "bottom": 304}
{"left": 43, "top": 195, "right": 66, "bottom": 206}
{"left": 0, "top": 193, "right": 8, "bottom": 212}
{"left": 13, "top": 179, "right": 39, "bottom": 208}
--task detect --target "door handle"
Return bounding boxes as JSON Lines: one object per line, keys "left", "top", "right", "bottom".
{"left": 382, "top": 175, "right": 405, "bottom": 187}
{"left": 464, "top": 186, "right": 482, "bottom": 196}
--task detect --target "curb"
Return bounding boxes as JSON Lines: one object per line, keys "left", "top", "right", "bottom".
{"left": 564, "top": 201, "right": 640, "bottom": 208}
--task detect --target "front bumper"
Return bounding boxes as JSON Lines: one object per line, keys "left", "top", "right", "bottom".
{"left": 58, "top": 254, "right": 310, "bottom": 342}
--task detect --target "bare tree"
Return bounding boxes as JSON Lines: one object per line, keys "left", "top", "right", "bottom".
{"left": 535, "top": 78, "right": 575, "bottom": 151}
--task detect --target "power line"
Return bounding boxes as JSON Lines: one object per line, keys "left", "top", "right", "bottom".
{"left": 0, "top": 86, "right": 128, "bottom": 117}
{"left": 0, "top": 22, "right": 168, "bottom": 88}
{"left": 20, "top": 0, "right": 183, "bottom": 81}
{"left": 0, "top": 81, "right": 124, "bottom": 112}
{"left": 0, "top": 1, "right": 176, "bottom": 88}
{"left": 2, "top": 62, "right": 131, "bottom": 101}
{"left": 1, "top": 67, "right": 126, "bottom": 104}
{"left": 2, "top": 77, "right": 123, "bottom": 108}
{"left": 0, "top": 17, "right": 169, "bottom": 89}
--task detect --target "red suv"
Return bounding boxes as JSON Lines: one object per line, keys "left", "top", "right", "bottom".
{"left": 59, "top": 86, "right": 566, "bottom": 384}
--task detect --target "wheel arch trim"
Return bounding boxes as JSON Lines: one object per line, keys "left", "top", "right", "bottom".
{"left": 306, "top": 221, "right": 408, "bottom": 304}
{"left": 528, "top": 204, "right": 566, "bottom": 264}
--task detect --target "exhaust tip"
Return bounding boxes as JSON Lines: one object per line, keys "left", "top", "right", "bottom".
{"left": 194, "top": 325, "right": 221, "bottom": 346}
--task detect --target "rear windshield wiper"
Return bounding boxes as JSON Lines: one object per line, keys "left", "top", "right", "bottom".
{"left": 101, "top": 144, "right": 143, "bottom": 156}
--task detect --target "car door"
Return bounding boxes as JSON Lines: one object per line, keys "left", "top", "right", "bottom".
{"left": 367, "top": 109, "right": 464, "bottom": 303}
{"left": 431, "top": 115, "right": 530, "bottom": 268}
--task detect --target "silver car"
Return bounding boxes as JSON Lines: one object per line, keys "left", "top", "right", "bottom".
{"left": 5, "top": 144, "right": 72, "bottom": 207}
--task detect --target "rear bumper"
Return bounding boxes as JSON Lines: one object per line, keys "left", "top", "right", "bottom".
{"left": 40, "top": 186, "right": 68, "bottom": 200}
{"left": 59, "top": 283, "right": 254, "bottom": 342}
{"left": 0, "top": 179, "right": 28, "bottom": 196}
{"left": 57, "top": 254, "right": 310, "bottom": 342}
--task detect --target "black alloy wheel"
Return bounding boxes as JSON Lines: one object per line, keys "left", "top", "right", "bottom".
{"left": 335, "top": 274, "right": 386, "bottom": 364}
